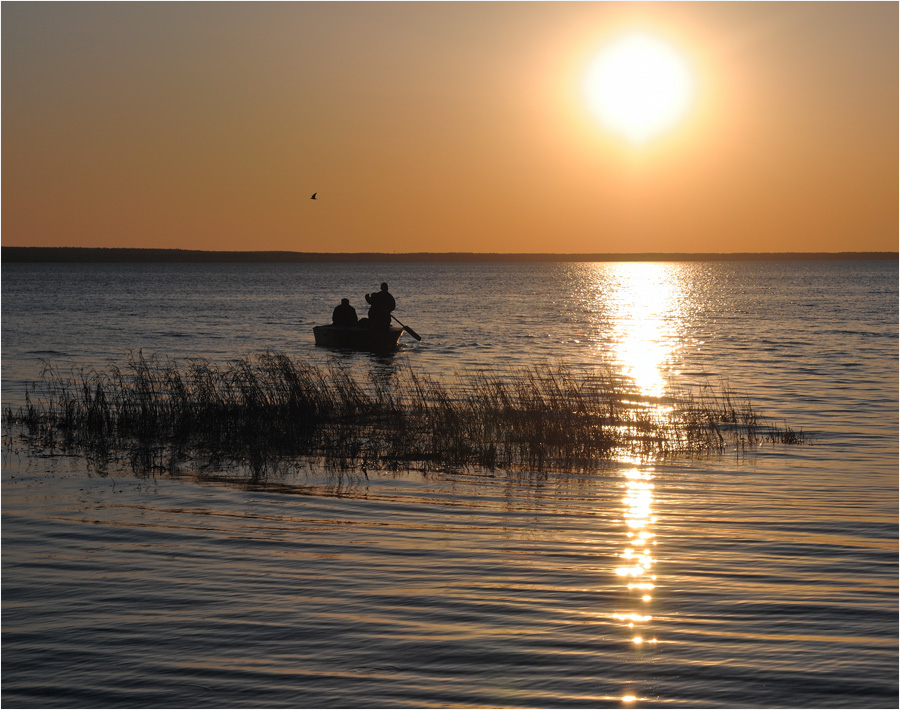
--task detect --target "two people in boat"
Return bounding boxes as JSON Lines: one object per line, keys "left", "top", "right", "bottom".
{"left": 331, "top": 282, "right": 396, "bottom": 329}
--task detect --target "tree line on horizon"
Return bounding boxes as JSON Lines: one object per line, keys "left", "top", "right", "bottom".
{"left": 3, "top": 246, "right": 896, "bottom": 263}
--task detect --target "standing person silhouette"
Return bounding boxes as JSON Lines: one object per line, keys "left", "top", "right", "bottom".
{"left": 364, "top": 282, "right": 396, "bottom": 329}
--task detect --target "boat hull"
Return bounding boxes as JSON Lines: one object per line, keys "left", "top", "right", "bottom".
{"left": 313, "top": 325, "right": 405, "bottom": 351}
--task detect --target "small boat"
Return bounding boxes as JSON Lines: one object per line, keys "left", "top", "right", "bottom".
{"left": 313, "top": 324, "right": 405, "bottom": 351}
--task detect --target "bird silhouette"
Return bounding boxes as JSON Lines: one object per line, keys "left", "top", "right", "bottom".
{"left": 311, "top": 192, "right": 317, "bottom": 200}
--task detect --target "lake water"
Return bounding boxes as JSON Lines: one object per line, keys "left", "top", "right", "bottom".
{"left": 2, "top": 260, "right": 897, "bottom": 708}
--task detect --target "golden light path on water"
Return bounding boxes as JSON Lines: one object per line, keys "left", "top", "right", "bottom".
{"left": 616, "top": 464, "right": 658, "bottom": 643}
{"left": 604, "top": 262, "right": 683, "bottom": 398}
{"left": 587, "top": 263, "right": 684, "bottom": 704}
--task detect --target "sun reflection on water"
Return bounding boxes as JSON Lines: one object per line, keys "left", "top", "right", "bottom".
{"left": 565, "top": 263, "right": 688, "bottom": 702}
{"left": 593, "top": 262, "right": 685, "bottom": 398}
{"left": 589, "top": 264, "right": 684, "bottom": 703}
{"left": 613, "top": 466, "right": 658, "bottom": 645}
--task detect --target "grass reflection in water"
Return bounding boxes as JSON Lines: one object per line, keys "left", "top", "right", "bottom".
{"left": 5, "top": 351, "right": 805, "bottom": 478}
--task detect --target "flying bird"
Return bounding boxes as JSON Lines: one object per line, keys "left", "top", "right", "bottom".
{"left": 311, "top": 192, "right": 317, "bottom": 200}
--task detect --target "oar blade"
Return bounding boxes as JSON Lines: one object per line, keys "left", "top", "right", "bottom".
{"left": 392, "top": 315, "right": 422, "bottom": 341}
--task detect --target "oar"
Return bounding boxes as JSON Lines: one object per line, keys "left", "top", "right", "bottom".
{"left": 391, "top": 314, "right": 422, "bottom": 341}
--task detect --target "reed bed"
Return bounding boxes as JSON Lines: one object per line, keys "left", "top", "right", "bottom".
{"left": 4, "top": 351, "right": 804, "bottom": 476}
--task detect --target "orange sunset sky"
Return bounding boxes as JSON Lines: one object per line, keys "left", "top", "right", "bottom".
{"left": 3, "top": 2, "right": 897, "bottom": 254}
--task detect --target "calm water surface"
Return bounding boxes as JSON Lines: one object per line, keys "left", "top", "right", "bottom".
{"left": 2, "top": 261, "right": 897, "bottom": 708}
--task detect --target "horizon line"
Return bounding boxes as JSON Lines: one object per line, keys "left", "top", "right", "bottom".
{"left": 2, "top": 246, "right": 897, "bottom": 263}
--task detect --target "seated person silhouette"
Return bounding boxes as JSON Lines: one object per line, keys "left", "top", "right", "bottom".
{"left": 332, "top": 298, "right": 358, "bottom": 326}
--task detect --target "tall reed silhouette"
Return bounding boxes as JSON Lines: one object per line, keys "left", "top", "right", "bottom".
{"left": 5, "top": 351, "right": 804, "bottom": 476}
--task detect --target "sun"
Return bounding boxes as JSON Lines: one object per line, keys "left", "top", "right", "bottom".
{"left": 584, "top": 33, "right": 692, "bottom": 144}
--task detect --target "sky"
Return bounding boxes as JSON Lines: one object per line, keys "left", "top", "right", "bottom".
{"left": 3, "top": 1, "right": 897, "bottom": 254}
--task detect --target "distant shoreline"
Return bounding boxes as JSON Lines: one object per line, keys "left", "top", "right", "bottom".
{"left": 2, "top": 247, "right": 897, "bottom": 263}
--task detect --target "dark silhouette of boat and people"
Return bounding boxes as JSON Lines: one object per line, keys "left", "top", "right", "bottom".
{"left": 314, "top": 282, "right": 421, "bottom": 350}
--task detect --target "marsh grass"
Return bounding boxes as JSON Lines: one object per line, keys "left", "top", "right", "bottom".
{"left": 4, "top": 351, "right": 805, "bottom": 477}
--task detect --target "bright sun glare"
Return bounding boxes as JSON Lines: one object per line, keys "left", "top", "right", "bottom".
{"left": 584, "top": 33, "right": 692, "bottom": 144}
